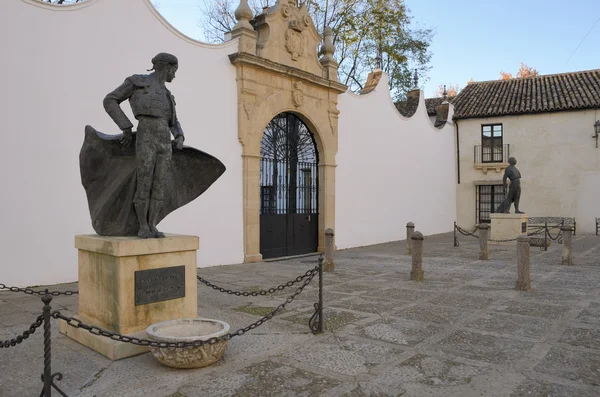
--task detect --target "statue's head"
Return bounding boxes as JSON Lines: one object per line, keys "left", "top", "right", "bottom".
{"left": 150, "top": 52, "right": 178, "bottom": 82}
{"left": 508, "top": 157, "right": 517, "bottom": 165}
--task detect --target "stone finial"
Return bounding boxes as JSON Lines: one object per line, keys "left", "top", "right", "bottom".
{"left": 442, "top": 85, "right": 448, "bottom": 103}
{"left": 234, "top": 0, "right": 254, "bottom": 30}
{"left": 320, "top": 26, "right": 336, "bottom": 62}
{"left": 319, "top": 26, "right": 339, "bottom": 82}
{"left": 231, "top": 0, "right": 257, "bottom": 54}
{"left": 413, "top": 69, "right": 419, "bottom": 88}
{"left": 407, "top": 222, "right": 415, "bottom": 228}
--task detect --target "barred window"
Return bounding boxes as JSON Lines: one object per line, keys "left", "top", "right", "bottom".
{"left": 477, "top": 184, "right": 505, "bottom": 223}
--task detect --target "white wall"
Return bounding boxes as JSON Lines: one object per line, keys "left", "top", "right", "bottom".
{"left": 0, "top": 0, "right": 244, "bottom": 287}
{"left": 336, "top": 74, "right": 457, "bottom": 249}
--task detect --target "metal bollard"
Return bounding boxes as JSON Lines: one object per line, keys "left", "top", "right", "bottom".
{"left": 410, "top": 231, "right": 424, "bottom": 281}
{"left": 406, "top": 222, "right": 415, "bottom": 255}
{"left": 479, "top": 223, "right": 489, "bottom": 260}
{"left": 561, "top": 225, "right": 573, "bottom": 266}
{"left": 324, "top": 228, "right": 335, "bottom": 272}
{"left": 516, "top": 236, "right": 531, "bottom": 291}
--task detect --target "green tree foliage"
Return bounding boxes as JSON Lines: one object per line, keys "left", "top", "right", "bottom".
{"left": 199, "top": 0, "right": 433, "bottom": 100}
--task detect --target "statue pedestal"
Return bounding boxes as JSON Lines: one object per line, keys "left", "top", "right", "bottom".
{"left": 60, "top": 234, "right": 199, "bottom": 360}
{"left": 489, "top": 213, "right": 528, "bottom": 245}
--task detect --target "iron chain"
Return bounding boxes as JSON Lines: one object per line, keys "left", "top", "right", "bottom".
{"left": 0, "top": 284, "right": 78, "bottom": 296}
{"left": 197, "top": 267, "right": 316, "bottom": 296}
{"left": 455, "top": 225, "right": 479, "bottom": 238}
{"left": 55, "top": 265, "right": 319, "bottom": 348}
{"left": 0, "top": 315, "right": 44, "bottom": 348}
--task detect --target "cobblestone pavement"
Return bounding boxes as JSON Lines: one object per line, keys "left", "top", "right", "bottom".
{"left": 1, "top": 232, "right": 600, "bottom": 396}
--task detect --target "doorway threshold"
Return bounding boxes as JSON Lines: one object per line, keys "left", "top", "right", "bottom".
{"left": 263, "top": 252, "right": 323, "bottom": 263}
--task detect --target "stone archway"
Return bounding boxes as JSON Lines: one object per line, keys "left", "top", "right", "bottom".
{"left": 229, "top": 0, "right": 346, "bottom": 262}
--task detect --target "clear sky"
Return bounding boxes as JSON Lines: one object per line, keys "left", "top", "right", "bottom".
{"left": 154, "top": 0, "right": 600, "bottom": 98}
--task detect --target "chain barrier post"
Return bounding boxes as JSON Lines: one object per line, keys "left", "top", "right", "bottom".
{"left": 516, "top": 236, "right": 531, "bottom": 291}
{"left": 324, "top": 229, "right": 335, "bottom": 272}
{"left": 479, "top": 223, "right": 489, "bottom": 260}
{"left": 406, "top": 222, "right": 415, "bottom": 254}
{"left": 318, "top": 254, "right": 324, "bottom": 333}
{"left": 561, "top": 225, "right": 573, "bottom": 266}
{"left": 40, "top": 290, "right": 67, "bottom": 397}
{"left": 410, "top": 231, "right": 424, "bottom": 281}
{"left": 42, "top": 290, "right": 52, "bottom": 397}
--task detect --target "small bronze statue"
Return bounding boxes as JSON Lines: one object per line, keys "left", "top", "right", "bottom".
{"left": 79, "top": 53, "right": 226, "bottom": 238}
{"left": 495, "top": 157, "right": 523, "bottom": 214}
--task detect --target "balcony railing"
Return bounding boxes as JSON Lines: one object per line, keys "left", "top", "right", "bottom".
{"left": 474, "top": 144, "right": 510, "bottom": 164}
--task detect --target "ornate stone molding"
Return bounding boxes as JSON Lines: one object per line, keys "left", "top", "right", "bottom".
{"left": 229, "top": 52, "right": 347, "bottom": 94}
{"left": 292, "top": 81, "right": 304, "bottom": 107}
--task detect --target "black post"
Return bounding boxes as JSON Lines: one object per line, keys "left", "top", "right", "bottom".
{"left": 573, "top": 219, "right": 577, "bottom": 236}
{"left": 318, "top": 254, "right": 324, "bottom": 333}
{"left": 42, "top": 290, "right": 52, "bottom": 397}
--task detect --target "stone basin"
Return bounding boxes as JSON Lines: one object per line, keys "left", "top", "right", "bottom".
{"left": 146, "top": 318, "right": 230, "bottom": 369}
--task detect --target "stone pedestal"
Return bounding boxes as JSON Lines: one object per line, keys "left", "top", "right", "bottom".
{"left": 60, "top": 234, "right": 199, "bottom": 360}
{"left": 489, "top": 213, "right": 528, "bottom": 245}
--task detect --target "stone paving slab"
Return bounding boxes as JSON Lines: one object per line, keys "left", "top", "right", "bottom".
{"left": 2, "top": 232, "right": 600, "bottom": 396}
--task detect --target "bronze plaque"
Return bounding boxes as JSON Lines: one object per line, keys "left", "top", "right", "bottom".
{"left": 135, "top": 266, "right": 185, "bottom": 305}
{"left": 522, "top": 222, "right": 527, "bottom": 233}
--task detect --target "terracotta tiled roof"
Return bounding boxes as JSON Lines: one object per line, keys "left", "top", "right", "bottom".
{"left": 425, "top": 96, "right": 455, "bottom": 115}
{"left": 395, "top": 94, "right": 420, "bottom": 117}
{"left": 452, "top": 69, "right": 600, "bottom": 119}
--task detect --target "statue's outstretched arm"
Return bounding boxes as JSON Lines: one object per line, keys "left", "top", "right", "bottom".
{"left": 171, "top": 120, "right": 184, "bottom": 141}
{"left": 103, "top": 79, "right": 135, "bottom": 131}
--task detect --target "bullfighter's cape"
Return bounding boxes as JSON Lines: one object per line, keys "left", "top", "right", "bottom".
{"left": 79, "top": 125, "right": 226, "bottom": 236}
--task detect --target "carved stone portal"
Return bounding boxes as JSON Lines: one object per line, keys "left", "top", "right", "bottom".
{"left": 230, "top": 0, "right": 346, "bottom": 262}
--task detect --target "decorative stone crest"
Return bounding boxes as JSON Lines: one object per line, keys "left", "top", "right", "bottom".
{"left": 285, "top": 29, "right": 305, "bottom": 61}
{"left": 292, "top": 81, "right": 304, "bottom": 108}
{"left": 281, "top": 1, "right": 311, "bottom": 61}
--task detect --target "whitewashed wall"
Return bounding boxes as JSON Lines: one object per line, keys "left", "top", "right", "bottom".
{"left": 0, "top": 0, "right": 458, "bottom": 287}
{"left": 336, "top": 74, "right": 457, "bottom": 249}
{"left": 0, "top": 0, "right": 243, "bottom": 287}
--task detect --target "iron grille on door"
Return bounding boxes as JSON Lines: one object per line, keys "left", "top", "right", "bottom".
{"left": 477, "top": 184, "right": 505, "bottom": 223}
{"left": 259, "top": 113, "right": 318, "bottom": 259}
